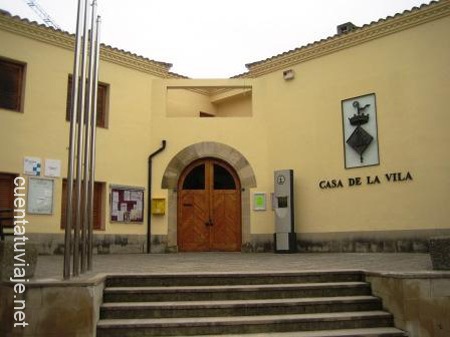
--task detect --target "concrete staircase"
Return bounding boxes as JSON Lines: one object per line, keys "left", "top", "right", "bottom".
{"left": 96, "top": 271, "right": 407, "bottom": 337}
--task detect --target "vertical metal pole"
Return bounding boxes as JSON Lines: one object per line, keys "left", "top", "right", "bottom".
{"left": 73, "top": 0, "right": 90, "bottom": 277}
{"left": 81, "top": 0, "right": 97, "bottom": 274}
{"left": 64, "top": 0, "right": 85, "bottom": 280}
{"left": 88, "top": 15, "right": 101, "bottom": 271}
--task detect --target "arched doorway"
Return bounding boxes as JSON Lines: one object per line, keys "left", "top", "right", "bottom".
{"left": 177, "top": 158, "right": 241, "bottom": 252}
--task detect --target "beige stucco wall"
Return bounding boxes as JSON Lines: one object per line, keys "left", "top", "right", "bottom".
{"left": 150, "top": 78, "right": 269, "bottom": 237}
{"left": 166, "top": 87, "right": 252, "bottom": 117}
{"left": 167, "top": 88, "right": 216, "bottom": 117}
{"left": 260, "top": 15, "right": 450, "bottom": 235}
{"left": 150, "top": 15, "right": 450, "bottom": 239}
{"left": 215, "top": 93, "right": 252, "bottom": 117}
{"left": 0, "top": 27, "right": 157, "bottom": 237}
{"left": 0, "top": 5, "right": 449, "bottom": 248}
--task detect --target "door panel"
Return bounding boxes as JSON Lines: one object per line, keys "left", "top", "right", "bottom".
{"left": 178, "top": 191, "right": 210, "bottom": 251}
{"left": 211, "top": 190, "right": 241, "bottom": 251}
{"left": 178, "top": 159, "right": 241, "bottom": 252}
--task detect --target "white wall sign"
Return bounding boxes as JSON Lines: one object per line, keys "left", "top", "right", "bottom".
{"left": 342, "top": 93, "right": 380, "bottom": 169}
{"left": 45, "top": 159, "right": 61, "bottom": 178}
{"left": 24, "top": 157, "right": 41, "bottom": 176}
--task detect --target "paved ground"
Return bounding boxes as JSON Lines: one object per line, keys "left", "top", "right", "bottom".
{"left": 33, "top": 253, "right": 434, "bottom": 281}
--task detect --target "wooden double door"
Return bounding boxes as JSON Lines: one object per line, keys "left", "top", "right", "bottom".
{"left": 178, "top": 159, "right": 241, "bottom": 252}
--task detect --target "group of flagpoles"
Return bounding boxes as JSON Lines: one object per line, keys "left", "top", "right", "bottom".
{"left": 64, "top": 0, "right": 101, "bottom": 280}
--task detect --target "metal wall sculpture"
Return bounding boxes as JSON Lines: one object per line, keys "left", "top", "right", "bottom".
{"left": 342, "top": 93, "right": 380, "bottom": 169}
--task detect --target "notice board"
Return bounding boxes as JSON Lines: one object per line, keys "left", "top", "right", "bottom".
{"left": 27, "top": 177, "right": 54, "bottom": 214}
{"left": 110, "top": 185, "right": 144, "bottom": 223}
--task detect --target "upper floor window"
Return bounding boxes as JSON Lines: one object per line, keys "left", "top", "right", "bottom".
{"left": 66, "top": 75, "right": 109, "bottom": 128}
{"left": 0, "top": 58, "right": 25, "bottom": 112}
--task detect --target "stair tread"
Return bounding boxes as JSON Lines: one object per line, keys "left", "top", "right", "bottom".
{"left": 173, "top": 327, "right": 406, "bottom": 337}
{"left": 101, "top": 295, "right": 379, "bottom": 309}
{"left": 97, "top": 310, "right": 392, "bottom": 327}
{"left": 106, "top": 270, "right": 363, "bottom": 278}
{"left": 98, "top": 272, "right": 400, "bottom": 336}
{"left": 104, "top": 281, "right": 368, "bottom": 293}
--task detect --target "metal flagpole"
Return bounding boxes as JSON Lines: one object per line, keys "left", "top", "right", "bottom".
{"left": 73, "top": 0, "right": 90, "bottom": 277}
{"left": 88, "top": 14, "right": 101, "bottom": 271}
{"left": 81, "top": 0, "right": 98, "bottom": 274}
{"left": 63, "top": 0, "right": 86, "bottom": 280}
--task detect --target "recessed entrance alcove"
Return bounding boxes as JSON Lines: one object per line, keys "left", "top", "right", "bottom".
{"left": 161, "top": 141, "right": 257, "bottom": 252}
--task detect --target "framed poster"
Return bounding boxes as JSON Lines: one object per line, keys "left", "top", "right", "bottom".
{"left": 27, "top": 177, "right": 54, "bottom": 215}
{"left": 253, "top": 192, "right": 267, "bottom": 211}
{"left": 110, "top": 185, "right": 144, "bottom": 223}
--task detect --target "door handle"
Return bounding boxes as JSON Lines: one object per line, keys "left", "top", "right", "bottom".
{"left": 205, "top": 218, "right": 213, "bottom": 227}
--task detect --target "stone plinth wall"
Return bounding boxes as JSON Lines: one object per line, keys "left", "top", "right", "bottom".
{"left": 27, "top": 234, "right": 147, "bottom": 255}
{"left": 0, "top": 242, "right": 37, "bottom": 281}
{"left": 367, "top": 272, "right": 450, "bottom": 337}
{"left": 14, "top": 230, "right": 450, "bottom": 255}
{"left": 0, "top": 277, "right": 104, "bottom": 337}
{"left": 297, "top": 229, "right": 450, "bottom": 253}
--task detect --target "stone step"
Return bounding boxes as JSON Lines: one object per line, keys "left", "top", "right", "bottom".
{"left": 105, "top": 271, "right": 365, "bottom": 287}
{"left": 100, "top": 295, "right": 382, "bottom": 319}
{"left": 103, "top": 281, "right": 371, "bottom": 302}
{"left": 174, "top": 327, "right": 408, "bottom": 337}
{"left": 96, "top": 311, "right": 394, "bottom": 337}
{"left": 174, "top": 328, "right": 408, "bottom": 337}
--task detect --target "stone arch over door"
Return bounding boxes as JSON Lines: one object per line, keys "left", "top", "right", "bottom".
{"left": 161, "top": 142, "right": 257, "bottom": 251}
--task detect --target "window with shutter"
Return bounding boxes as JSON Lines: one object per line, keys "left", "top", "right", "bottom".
{"left": 61, "top": 179, "right": 104, "bottom": 230}
{"left": 0, "top": 58, "right": 25, "bottom": 112}
{"left": 66, "top": 75, "right": 109, "bottom": 128}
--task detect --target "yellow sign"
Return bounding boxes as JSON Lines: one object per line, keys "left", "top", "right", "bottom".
{"left": 151, "top": 198, "right": 166, "bottom": 215}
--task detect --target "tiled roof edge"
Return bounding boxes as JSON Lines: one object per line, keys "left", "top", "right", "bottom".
{"left": 0, "top": 10, "right": 173, "bottom": 78}
{"left": 239, "top": 0, "right": 449, "bottom": 78}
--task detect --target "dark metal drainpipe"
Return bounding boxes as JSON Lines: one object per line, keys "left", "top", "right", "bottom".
{"left": 147, "top": 140, "right": 167, "bottom": 254}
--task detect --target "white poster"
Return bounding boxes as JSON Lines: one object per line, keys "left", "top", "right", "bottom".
{"left": 27, "top": 177, "right": 54, "bottom": 214}
{"left": 44, "top": 159, "right": 61, "bottom": 178}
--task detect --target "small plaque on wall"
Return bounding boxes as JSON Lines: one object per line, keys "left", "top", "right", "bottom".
{"left": 342, "top": 93, "right": 380, "bottom": 169}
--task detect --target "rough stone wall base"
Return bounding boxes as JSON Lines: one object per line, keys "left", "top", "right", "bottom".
{"left": 429, "top": 236, "right": 450, "bottom": 270}
{"left": 26, "top": 233, "right": 147, "bottom": 255}
{"left": 297, "top": 229, "right": 450, "bottom": 253}
{"left": 0, "top": 242, "right": 37, "bottom": 281}
{"left": 13, "top": 229, "right": 450, "bottom": 255}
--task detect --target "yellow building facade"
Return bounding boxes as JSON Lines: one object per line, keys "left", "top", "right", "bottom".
{"left": 0, "top": 1, "right": 449, "bottom": 254}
